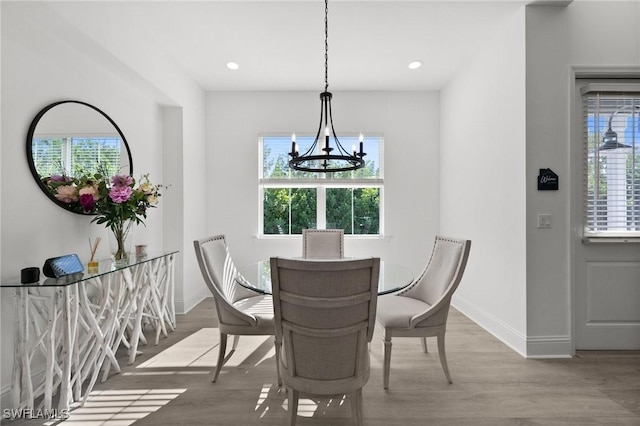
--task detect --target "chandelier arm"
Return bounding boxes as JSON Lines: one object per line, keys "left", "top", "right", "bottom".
{"left": 297, "top": 99, "right": 327, "bottom": 158}
{"left": 326, "top": 98, "right": 352, "bottom": 157}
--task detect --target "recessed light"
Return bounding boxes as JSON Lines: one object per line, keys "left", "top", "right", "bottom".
{"left": 408, "top": 60, "right": 422, "bottom": 70}
{"left": 226, "top": 62, "right": 239, "bottom": 70}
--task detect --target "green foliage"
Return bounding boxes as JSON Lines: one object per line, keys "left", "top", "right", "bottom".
{"left": 263, "top": 188, "right": 317, "bottom": 234}
{"left": 326, "top": 188, "right": 380, "bottom": 234}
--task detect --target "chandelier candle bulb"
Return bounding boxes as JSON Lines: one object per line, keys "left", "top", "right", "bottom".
{"left": 324, "top": 126, "right": 330, "bottom": 151}
{"left": 352, "top": 144, "right": 357, "bottom": 156}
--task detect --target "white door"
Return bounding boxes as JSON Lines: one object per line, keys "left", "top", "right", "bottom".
{"left": 573, "top": 78, "right": 640, "bottom": 350}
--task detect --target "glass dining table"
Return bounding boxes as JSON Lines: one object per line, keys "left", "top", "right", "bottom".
{"left": 235, "top": 259, "right": 414, "bottom": 295}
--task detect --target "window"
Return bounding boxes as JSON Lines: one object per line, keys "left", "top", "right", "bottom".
{"left": 32, "top": 136, "right": 123, "bottom": 178}
{"left": 582, "top": 84, "right": 640, "bottom": 238}
{"left": 260, "top": 134, "right": 383, "bottom": 236}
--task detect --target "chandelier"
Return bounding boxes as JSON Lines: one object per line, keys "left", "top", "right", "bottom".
{"left": 288, "top": 0, "right": 366, "bottom": 173}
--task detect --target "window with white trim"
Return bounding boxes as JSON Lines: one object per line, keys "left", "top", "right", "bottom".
{"left": 581, "top": 84, "right": 640, "bottom": 238}
{"left": 260, "top": 134, "right": 383, "bottom": 236}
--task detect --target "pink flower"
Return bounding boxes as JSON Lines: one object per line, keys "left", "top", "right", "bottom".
{"left": 109, "top": 186, "right": 132, "bottom": 203}
{"left": 111, "top": 174, "right": 133, "bottom": 188}
{"left": 55, "top": 185, "right": 78, "bottom": 203}
{"left": 79, "top": 193, "right": 95, "bottom": 211}
{"left": 79, "top": 185, "right": 99, "bottom": 199}
{"left": 50, "top": 174, "right": 71, "bottom": 183}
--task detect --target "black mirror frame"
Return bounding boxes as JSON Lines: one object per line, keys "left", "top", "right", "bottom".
{"left": 26, "top": 100, "right": 133, "bottom": 215}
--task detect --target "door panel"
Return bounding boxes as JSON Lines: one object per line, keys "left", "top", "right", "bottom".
{"left": 575, "top": 255, "right": 640, "bottom": 349}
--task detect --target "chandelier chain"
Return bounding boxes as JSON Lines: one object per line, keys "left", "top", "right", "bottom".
{"left": 324, "top": 0, "right": 329, "bottom": 92}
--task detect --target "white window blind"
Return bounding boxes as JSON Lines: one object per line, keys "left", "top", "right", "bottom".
{"left": 581, "top": 84, "right": 640, "bottom": 238}
{"left": 32, "top": 136, "right": 122, "bottom": 178}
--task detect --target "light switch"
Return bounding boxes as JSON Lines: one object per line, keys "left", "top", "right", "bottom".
{"left": 537, "top": 214, "right": 552, "bottom": 229}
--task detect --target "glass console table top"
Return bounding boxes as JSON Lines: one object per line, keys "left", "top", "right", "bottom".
{"left": 1, "top": 250, "right": 178, "bottom": 288}
{"left": 236, "top": 259, "right": 414, "bottom": 296}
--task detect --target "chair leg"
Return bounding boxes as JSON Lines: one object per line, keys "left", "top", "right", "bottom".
{"left": 274, "top": 337, "right": 282, "bottom": 386}
{"left": 287, "top": 387, "right": 299, "bottom": 426}
{"left": 437, "top": 332, "right": 452, "bottom": 384}
{"left": 212, "top": 331, "right": 228, "bottom": 383}
{"left": 231, "top": 334, "right": 240, "bottom": 351}
{"left": 351, "top": 389, "right": 363, "bottom": 426}
{"left": 382, "top": 331, "right": 392, "bottom": 390}
{"left": 421, "top": 336, "right": 428, "bottom": 353}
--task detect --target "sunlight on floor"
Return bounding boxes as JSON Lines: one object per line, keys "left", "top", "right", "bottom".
{"left": 39, "top": 329, "right": 278, "bottom": 424}
{"left": 254, "top": 384, "right": 320, "bottom": 419}
{"left": 136, "top": 328, "right": 273, "bottom": 369}
{"left": 253, "top": 383, "right": 349, "bottom": 419}
{"left": 47, "top": 389, "right": 186, "bottom": 426}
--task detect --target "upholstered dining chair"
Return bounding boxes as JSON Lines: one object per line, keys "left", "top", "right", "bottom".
{"left": 270, "top": 257, "right": 380, "bottom": 426}
{"left": 376, "top": 235, "right": 471, "bottom": 389}
{"left": 194, "top": 235, "right": 278, "bottom": 383}
{"left": 302, "top": 228, "right": 344, "bottom": 259}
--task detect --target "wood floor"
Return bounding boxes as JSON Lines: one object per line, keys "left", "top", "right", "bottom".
{"left": 11, "top": 297, "right": 640, "bottom": 425}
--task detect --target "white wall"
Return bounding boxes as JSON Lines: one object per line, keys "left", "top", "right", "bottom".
{"left": 204, "top": 91, "right": 440, "bottom": 274}
{"left": 0, "top": 1, "right": 206, "bottom": 406}
{"left": 525, "top": 1, "right": 640, "bottom": 356}
{"left": 441, "top": 8, "right": 528, "bottom": 355}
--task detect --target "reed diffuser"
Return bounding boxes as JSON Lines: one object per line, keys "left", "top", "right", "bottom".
{"left": 88, "top": 237, "right": 101, "bottom": 273}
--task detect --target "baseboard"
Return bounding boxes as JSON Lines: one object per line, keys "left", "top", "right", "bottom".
{"left": 177, "top": 290, "right": 210, "bottom": 315}
{"left": 452, "top": 296, "right": 527, "bottom": 357}
{"left": 1, "top": 382, "right": 13, "bottom": 411}
{"left": 526, "top": 335, "right": 573, "bottom": 358}
{"left": 453, "top": 297, "right": 573, "bottom": 358}
{"left": 0, "top": 365, "right": 46, "bottom": 411}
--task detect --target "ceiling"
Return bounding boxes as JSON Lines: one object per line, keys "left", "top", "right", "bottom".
{"left": 41, "top": 0, "right": 549, "bottom": 92}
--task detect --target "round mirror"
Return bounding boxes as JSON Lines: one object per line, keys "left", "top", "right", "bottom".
{"left": 26, "top": 100, "right": 133, "bottom": 214}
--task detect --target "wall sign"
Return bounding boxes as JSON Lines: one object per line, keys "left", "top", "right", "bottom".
{"left": 538, "top": 168, "right": 558, "bottom": 191}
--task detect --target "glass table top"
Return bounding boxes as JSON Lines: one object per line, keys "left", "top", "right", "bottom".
{"left": 1, "top": 250, "right": 178, "bottom": 288}
{"left": 236, "top": 259, "right": 414, "bottom": 296}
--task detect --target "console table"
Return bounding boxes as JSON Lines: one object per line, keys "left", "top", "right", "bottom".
{"left": 1, "top": 250, "right": 177, "bottom": 412}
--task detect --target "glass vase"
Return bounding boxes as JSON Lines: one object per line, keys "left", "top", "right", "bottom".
{"left": 109, "top": 220, "right": 134, "bottom": 265}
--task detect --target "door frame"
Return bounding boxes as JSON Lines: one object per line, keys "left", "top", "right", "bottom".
{"left": 569, "top": 66, "right": 640, "bottom": 352}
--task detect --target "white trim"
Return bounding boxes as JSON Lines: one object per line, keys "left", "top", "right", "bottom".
{"left": 452, "top": 296, "right": 527, "bottom": 358}
{"left": 580, "top": 83, "right": 640, "bottom": 95}
{"left": 526, "top": 335, "right": 573, "bottom": 359}
{"left": 582, "top": 237, "right": 640, "bottom": 244}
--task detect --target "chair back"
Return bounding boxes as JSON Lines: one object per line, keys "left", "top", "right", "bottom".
{"left": 271, "top": 257, "right": 379, "bottom": 392}
{"left": 302, "top": 229, "right": 344, "bottom": 259}
{"left": 400, "top": 235, "right": 471, "bottom": 307}
{"left": 194, "top": 235, "right": 261, "bottom": 326}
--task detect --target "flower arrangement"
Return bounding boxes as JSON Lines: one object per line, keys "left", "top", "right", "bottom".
{"left": 43, "top": 169, "right": 162, "bottom": 262}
